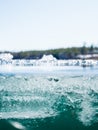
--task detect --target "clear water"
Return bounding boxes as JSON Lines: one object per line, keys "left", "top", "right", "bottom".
{"left": 0, "top": 66, "right": 98, "bottom": 130}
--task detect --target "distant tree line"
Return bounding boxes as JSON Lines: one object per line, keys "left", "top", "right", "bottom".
{"left": 1, "top": 45, "right": 98, "bottom": 60}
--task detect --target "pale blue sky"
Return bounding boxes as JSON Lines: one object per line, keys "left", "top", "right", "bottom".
{"left": 0, "top": 0, "right": 98, "bottom": 51}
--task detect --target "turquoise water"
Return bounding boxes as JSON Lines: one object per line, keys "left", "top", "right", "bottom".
{"left": 0, "top": 66, "right": 98, "bottom": 130}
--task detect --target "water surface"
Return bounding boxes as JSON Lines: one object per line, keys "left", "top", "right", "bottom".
{"left": 0, "top": 66, "right": 98, "bottom": 130}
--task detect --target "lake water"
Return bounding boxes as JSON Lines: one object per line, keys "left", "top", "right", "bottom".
{"left": 0, "top": 66, "right": 98, "bottom": 130}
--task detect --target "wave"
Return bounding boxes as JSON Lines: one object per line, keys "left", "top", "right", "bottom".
{"left": 0, "top": 73, "right": 98, "bottom": 129}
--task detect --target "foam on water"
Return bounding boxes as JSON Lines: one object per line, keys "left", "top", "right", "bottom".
{"left": 0, "top": 67, "right": 98, "bottom": 128}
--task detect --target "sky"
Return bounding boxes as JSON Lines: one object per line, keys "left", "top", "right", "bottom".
{"left": 0, "top": 0, "right": 98, "bottom": 51}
